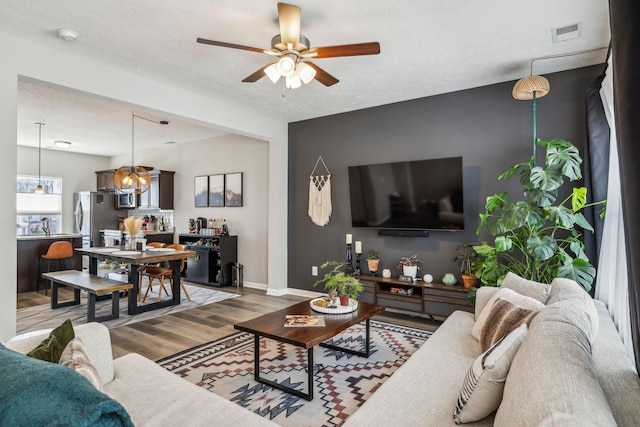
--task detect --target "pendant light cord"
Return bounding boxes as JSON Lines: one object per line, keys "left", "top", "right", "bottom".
{"left": 36, "top": 122, "right": 44, "bottom": 186}
{"left": 131, "top": 112, "right": 135, "bottom": 166}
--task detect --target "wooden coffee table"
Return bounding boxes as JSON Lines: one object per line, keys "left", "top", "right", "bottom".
{"left": 234, "top": 299, "right": 385, "bottom": 400}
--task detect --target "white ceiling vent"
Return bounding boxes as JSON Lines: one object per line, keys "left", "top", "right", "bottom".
{"left": 552, "top": 22, "right": 582, "bottom": 43}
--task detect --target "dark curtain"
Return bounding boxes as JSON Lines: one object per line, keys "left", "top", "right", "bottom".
{"left": 609, "top": 0, "right": 640, "bottom": 371}
{"left": 583, "top": 70, "right": 610, "bottom": 297}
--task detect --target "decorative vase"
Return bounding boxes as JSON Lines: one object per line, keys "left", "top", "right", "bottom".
{"left": 382, "top": 268, "right": 392, "bottom": 278}
{"left": 461, "top": 274, "right": 478, "bottom": 289}
{"left": 442, "top": 273, "right": 457, "bottom": 286}
{"left": 339, "top": 295, "right": 350, "bottom": 306}
{"left": 403, "top": 265, "right": 418, "bottom": 280}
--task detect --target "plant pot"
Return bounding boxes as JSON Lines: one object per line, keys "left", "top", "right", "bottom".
{"left": 462, "top": 274, "right": 478, "bottom": 289}
{"left": 339, "top": 295, "right": 350, "bottom": 306}
{"left": 367, "top": 259, "right": 380, "bottom": 275}
{"left": 403, "top": 265, "right": 418, "bottom": 280}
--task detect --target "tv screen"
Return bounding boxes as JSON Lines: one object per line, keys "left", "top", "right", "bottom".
{"left": 348, "top": 156, "right": 464, "bottom": 231}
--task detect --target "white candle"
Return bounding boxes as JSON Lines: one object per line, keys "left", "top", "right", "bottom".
{"left": 355, "top": 241, "right": 362, "bottom": 254}
{"left": 346, "top": 233, "right": 353, "bottom": 244}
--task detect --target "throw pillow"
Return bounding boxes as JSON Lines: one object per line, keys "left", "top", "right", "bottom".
{"left": 453, "top": 324, "right": 528, "bottom": 424}
{"left": 500, "top": 272, "right": 551, "bottom": 304}
{"left": 26, "top": 319, "right": 75, "bottom": 363}
{"left": 472, "top": 287, "right": 544, "bottom": 341}
{"left": 58, "top": 337, "right": 104, "bottom": 391}
{"left": 0, "top": 343, "right": 133, "bottom": 426}
{"left": 480, "top": 298, "right": 539, "bottom": 352}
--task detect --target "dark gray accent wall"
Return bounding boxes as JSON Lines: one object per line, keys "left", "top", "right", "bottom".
{"left": 288, "top": 65, "right": 603, "bottom": 291}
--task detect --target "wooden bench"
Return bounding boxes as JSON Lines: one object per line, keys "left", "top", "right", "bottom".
{"left": 42, "top": 270, "right": 133, "bottom": 322}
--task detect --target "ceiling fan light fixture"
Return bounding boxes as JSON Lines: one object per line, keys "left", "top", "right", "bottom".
{"left": 265, "top": 63, "right": 281, "bottom": 83}
{"left": 297, "top": 62, "right": 316, "bottom": 84}
{"left": 276, "top": 56, "right": 296, "bottom": 77}
{"left": 285, "top": 75, "right": 302, "bottom": 89}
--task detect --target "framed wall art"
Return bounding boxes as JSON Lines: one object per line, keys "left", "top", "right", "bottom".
{"left": 208, "top": 174, "right": 225, "bottom": 207}
{"left": 194, "top": 176, "right": 208, "bottom": 207}
{"left": 225, "top": 172, "right": 243, "bottom": 207}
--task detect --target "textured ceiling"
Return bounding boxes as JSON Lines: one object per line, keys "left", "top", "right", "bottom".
{"left": 1, "top": 0, "right": 610, "bottom": 157}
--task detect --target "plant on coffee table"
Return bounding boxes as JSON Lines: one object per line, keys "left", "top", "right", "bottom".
{"left": 314, "top": 261, "right": 363, "bottom": 305}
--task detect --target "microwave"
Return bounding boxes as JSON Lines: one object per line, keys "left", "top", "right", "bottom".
{"left": 115, "top": 192, "right": 136, "bottom": 209}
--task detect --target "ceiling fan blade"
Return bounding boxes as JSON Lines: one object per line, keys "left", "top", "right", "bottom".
{"left": 197, "top": 37, "right": 265, "bottom": 54}
{"left": 242, "top": 63, "right": 276, "bottom": 82}
{"left": 311, "top": 42, "right": 381, "bottom": 58}
{"left": 306, "top": 62, "right": 339, "bottom": 86}
{"left": 277, "top": 3, "right": 301, "bottom": 48}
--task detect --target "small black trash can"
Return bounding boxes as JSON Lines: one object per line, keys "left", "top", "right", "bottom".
{"left": 232, "top": 263, "right": 243, "bottom": 288}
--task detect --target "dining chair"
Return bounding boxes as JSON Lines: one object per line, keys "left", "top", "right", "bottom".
{"left": 142, "top": 244, "right": 191, "bottom": 303}
{"left": 137, "top": 242, "right": 168, "bottom": 301}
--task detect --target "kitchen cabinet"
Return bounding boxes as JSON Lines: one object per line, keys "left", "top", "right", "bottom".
{"left": 178, "top": 234, "right": 237, "bottom": 287}
{"left": 138, "top": 170, "right": 175, "bottom": 209}
{"left": 96, "top": 169, "right": 117, "bottom": 193}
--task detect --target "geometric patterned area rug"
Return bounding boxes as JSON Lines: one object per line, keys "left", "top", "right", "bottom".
{"left": 158, "top": 320, "right": 431, "bottom": 427}
{"left": 16, "top": 283, "right": 238, "bottom": 334}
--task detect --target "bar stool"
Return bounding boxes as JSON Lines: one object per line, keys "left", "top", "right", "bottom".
{"left": 37, "top": 241, "right": 74, "bottom": 294}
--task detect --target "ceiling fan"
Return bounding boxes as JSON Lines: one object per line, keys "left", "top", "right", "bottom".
{"left": 196, "top": 2, "right": 380, "bottom": 89}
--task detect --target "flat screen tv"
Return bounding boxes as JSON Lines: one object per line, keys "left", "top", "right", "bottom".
{"left": 348, "top": 156, "right": 464, "bottom": 232}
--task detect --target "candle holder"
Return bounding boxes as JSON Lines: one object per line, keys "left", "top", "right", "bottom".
{"left": 344, "top": 243, "right": 355, "bottom": 274}
{"left": 354, "top": 253, "right": 362, "bottom": 275}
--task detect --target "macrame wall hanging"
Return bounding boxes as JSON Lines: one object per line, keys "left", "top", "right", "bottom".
{"left": 308, "top": 156, "right": 332, "bottom": 226}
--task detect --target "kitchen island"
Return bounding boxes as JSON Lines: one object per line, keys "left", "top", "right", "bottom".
{"left": 16, "top": 233, "right": 83, "bottom": 293}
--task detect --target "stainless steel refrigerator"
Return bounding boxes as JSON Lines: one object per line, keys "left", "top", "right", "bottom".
{"left": 73, "top": 191, "right": 118, "bottom": 248}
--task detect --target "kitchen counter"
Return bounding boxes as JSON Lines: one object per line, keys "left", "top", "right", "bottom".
{"left": 16, "top": 234, "right": 83, "bottom": 293}
{"left": 17, "top": 233, "right": 83, "bottom": 241}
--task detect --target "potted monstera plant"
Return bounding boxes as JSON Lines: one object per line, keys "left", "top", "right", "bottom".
{"left": 314, "top": 261, "right": 364, "bottom": 306}
{"left": 473, "top": 138, "right": 605, "bottom": 292}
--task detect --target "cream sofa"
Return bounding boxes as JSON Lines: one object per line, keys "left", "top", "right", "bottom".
{"left": 6, "top": 277, "right": 640, "bottom": 426}
{"left": 344, "top": 276, "right": 640, "bottom": 426}
{"left": 4, "top": 323, "right": 277, "bottom": 426}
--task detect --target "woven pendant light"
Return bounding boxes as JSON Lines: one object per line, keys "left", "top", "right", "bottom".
{"left": 114, "top": 112, "right": 155, "bottom": 195}
{"left": 512, "top": 75, "right": 550, "bottom": 100}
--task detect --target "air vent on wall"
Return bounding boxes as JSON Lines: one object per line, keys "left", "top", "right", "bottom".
{"left": 552, "top": 22, "right": 582, "bottom": 43}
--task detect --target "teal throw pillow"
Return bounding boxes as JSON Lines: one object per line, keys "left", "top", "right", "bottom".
{"left": 26, "top": 319, "right": 75, "bottom": 363}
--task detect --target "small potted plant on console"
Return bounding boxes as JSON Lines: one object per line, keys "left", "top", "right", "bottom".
{"left": 315, "top": 261, "right": 363, "bottom": 306}
{"left": 396, "top": 254, "right": 422, "bottom": 280}
{"left": 367, "top": 249, "right": 380, "bottom": 276}
{"left": 454, "top": 243, "right": 478, "bottom": 289}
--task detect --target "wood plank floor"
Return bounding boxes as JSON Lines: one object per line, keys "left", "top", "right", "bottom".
{"left": 18, "top": 286, "right": 440, "bottom": 361}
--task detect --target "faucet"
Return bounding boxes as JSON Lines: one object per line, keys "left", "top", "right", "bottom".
{"left": 41, "top": 217, "right": 50, "bottom": 237}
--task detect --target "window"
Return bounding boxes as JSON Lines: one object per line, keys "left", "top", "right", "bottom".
{"left": 16, "top": 176, "right": 63, "bottom": 235}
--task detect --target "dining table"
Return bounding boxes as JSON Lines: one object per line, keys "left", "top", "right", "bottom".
{"left": 75, "top": 246, "right": 196, "bottom": 315}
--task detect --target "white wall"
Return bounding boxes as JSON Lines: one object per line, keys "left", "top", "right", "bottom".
{"left": 17, "top": 146, "right": 111, "bottom": 233}
{"left": 0, "top": 31, "right": 289, "bottom": 341}
{"left": 113, "top": 134, "right": 269, "bottom": 285}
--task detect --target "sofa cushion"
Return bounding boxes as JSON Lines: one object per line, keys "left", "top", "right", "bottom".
{"left": 472, "top": 287, "right": 544, "bottom": 341}
{"left": 547, "top": 277, "right": 599, "bottom": 342}
{"left": 26, "top": 319, "right": 74, "bottom": 363}
{"left": 495, "top": 300, "right": 616, "bottom": 426}
{"left": 474, "top": 286, "right": 499, "bottom": 319}
{"left": 500, "top": 272, "right": 551, "bottom": 304}
{"left": 453, "top": 324, "right": 527, "bottom": 424}
{"left": 0, "top": 343, "right": 132, "bottom": 426}
{"left": 59, "top": 337, "right": 104, "bottom": 391}
{"left": 479, "top": 298, "right": 538, "bottom": 352}
{"left": 106, "top": 353, "right": 279, "bottom": 426}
